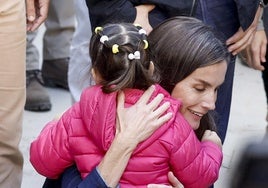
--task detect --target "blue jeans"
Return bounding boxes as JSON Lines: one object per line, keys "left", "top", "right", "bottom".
{"left": 43, "top": 166, "right": 109, "bottom": 188}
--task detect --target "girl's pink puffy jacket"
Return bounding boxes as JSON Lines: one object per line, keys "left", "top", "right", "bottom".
{"left": 30, "top": 84, "right": 222, "bottom": 188}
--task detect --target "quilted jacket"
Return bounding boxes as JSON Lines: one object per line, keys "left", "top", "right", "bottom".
{"left": 30, "top": 84, "right": 223, "bottom": 188}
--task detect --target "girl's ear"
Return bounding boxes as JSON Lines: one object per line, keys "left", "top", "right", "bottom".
{"left": 91, "top": 68, "right": 97, "bottom": 82}
{"left": 149, "top": 61, "right": 155, "bottom": 76}
{"left": 91, "top": 68, "right": 102, "bottom": 84}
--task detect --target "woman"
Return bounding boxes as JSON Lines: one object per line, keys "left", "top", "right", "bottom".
{"left": 42, "top": 17, "right": 229, "bottom": 188}
{"left": 85, "top": 0, "right": 261, "bottom": 144}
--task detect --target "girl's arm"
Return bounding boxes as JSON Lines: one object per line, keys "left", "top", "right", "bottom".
{"left": 170, "top": 114, "right": 223, "bottom": 188}
{"left": 30, "top": 108, "right": 75, "bottom": 178}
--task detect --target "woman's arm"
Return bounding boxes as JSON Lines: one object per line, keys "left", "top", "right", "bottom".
{"left": 98, "top": 85, "right": 172, "bottom": 187}
{"left": 60, "top": 167, "right": 183, "bottom": 188}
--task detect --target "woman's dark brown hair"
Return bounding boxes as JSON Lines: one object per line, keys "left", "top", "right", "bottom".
{"left": 148, "top": 16, "right": 230, "bottom": 140}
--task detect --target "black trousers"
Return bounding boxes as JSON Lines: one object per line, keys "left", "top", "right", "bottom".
{"left": 262, "top": 47, "right": 268, "bottom": 105}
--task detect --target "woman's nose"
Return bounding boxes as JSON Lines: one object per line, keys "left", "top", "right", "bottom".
{"left": 201, "top": 92, "right": 216, "bottom": 110}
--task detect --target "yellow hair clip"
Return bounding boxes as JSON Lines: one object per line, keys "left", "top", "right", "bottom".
{"left": 133, "top": 23, "right": 142, "bottom": 27}
{"left": 143, "top": 40, "right": 148, "bottom": 49}
{"left": 94, "top": 26, "right": 103, "bottom": 34}
{"left": 112, "top": 44, "right": 119, "bottom": 54}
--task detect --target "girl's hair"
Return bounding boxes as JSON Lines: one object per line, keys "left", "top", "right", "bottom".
{"left": 148, "top": 16, "right": 230, "bottom": 140}
{"left": 90, "top": 23, "right": 158, "bottom": 93}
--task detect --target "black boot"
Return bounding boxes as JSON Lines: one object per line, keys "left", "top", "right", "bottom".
{"left": 25, "top": 70, "right": 52, "bottom": 111}
{"left": 42, "top": 58, "right": 69, "bottom": 90}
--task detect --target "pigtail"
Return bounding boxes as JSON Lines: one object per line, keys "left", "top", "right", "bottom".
{"left": 90, "top": 23, "right": 158, "bottom": 94}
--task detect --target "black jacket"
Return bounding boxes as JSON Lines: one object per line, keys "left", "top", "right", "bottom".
{"left": 86, "top": 0, "right": 260, "bottom": 39}
{"left": 86, "top": 0, "right": 197, "bottom": 29}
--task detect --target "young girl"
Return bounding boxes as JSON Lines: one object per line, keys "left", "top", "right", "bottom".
{"left": 30, "top": 22, "right": 223, "bottom": 188}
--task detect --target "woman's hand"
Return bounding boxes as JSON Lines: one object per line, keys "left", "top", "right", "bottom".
{"left": 147, "top": 172, "right": 184, "bottom": 188}
{"left": 116, "top": 85, "right": 172, "bottom": 148}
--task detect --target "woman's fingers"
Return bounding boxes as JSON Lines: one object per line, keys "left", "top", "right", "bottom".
{"left": 147, "top": 93, "right": 164, "bottom": 111}
{"left": 227, "top": 27, "right": 254, "bottom": 55}
{"left": 136, "top": 85, "right": 155, "bottom": 106}
{"left": 168, "top": 172, "right": 184, "bottom": 188}
{"left": 152, "top": 101, "right": 172, "bottom": 124}
{"left": 116, "top": 85, "right": 172, "bottom": 143}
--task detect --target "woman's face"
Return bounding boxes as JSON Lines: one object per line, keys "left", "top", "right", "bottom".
{"left": 171, "top": 61, "right": 227, "bottom": 130}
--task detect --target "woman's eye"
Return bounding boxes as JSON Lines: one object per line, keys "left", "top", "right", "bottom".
{"left": 195, "top": 87, "right": 205, "bottom": 92}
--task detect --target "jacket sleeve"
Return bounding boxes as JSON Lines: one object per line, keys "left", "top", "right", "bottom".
{"left": 140, "top": 0, "right": 196, "bottom": 16}
{"left": 60, "top": 165, "right": 110, "bottom": 188}
{"left": 86, "top": 0, "right": 136, "bottom": 29}
{"left": 86, "top": 0, "right": 196, "bottom": 29}
{"left": 170, "top": 114, "right": 223, "bottom": 188}
{"left": 30, "top": 105, "right": 79, "bottom": 179}
{"left": 235, "top": 0, "right": 260, "bottom": 30}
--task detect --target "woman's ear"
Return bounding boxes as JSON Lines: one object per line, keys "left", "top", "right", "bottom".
{"left": 149, "top": 61, "right": 155, "bottom": 76}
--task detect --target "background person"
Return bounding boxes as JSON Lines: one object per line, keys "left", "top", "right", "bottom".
{"left": 68, "top": 0, "right": 93, "bottom": 103}
{"left": 236, "top": 5, "right": 268, "bottom": 135}
{"left": 0, "top": 0, "right": 49, "bottom": 187}
{"left": 25, "top": 0, "right": 75, "bottom": 112}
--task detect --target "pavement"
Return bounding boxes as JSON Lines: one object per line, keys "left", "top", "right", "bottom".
{"left": 20, "top": 25, "right": 268, "bottom": 188}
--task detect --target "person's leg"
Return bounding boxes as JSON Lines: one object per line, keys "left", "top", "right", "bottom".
{"left": 42, "top": 0, "right": 75, "bottom": 89}
{"left": 0, "top": 0, "right": 25, "bottom": 187}
{"left": 262, "top": 45, "right": 268, "bottom": 123}
{"left": 195, "top": 0, "right": 239, "bottom": 143}
{"left": 26, "top": 31, "right": 40, "bottom": 71}
{"left": 25, "top": 31, "right": 51, "bottom": 111}
{"left": 263, "top": 8, "right": 268, "bottom": 128}
{"left": 215, "top": 58, "right": 236, "bottom": 142}
{"left": 43, "top": 0, "right": 75, "bottom": 60}
{"left": 68, "top": 0, "right": 93, "bottom": 103}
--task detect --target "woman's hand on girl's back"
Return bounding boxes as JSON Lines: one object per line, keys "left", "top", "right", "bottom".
{"left": 116, "top": 85, "right": 172, "bottom": 147}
